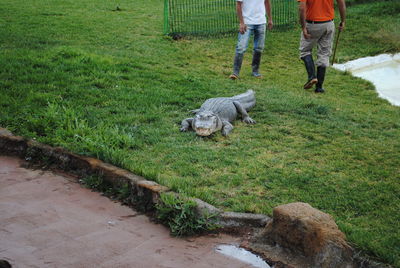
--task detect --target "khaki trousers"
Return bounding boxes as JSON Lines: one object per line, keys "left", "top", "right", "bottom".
{"left": 299, "top": 21, "right": 335, "bottom": 67}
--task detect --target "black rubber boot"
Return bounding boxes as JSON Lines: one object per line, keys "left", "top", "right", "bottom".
{"left": 251, "top": 51, "right": 262, "bottom": 77}
{"left": 301, "top": 55, "right": 318, "bottom": 89}
{"left": 230, "top": 53, "right": 244, "bottom": 79}
{"left": 315, "top": 66, "right": 326, "bottom": 93}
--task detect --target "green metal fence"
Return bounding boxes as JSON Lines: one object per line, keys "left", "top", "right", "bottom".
{"left": 164, "top": 0, "right": 298, "bottom": 36}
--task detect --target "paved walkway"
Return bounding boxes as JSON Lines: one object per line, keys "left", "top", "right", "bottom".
{"left": 0, "top": 156, "right": 252, "bottom": 268}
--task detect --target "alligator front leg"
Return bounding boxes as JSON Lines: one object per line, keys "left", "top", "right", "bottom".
{"left": 221, "top": 120, "right": 234, "bottom": 136}
{"left": 233, "top": 101, "right": 256, "bottom": 124}
{"left": 180, "top": 118, "right": 193, "bottom": 132}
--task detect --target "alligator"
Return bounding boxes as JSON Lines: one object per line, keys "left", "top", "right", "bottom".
{"left": 180, "top": 90, "right": 256, "bottom": 136}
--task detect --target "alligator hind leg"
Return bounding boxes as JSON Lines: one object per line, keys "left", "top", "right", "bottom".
{"left": 233, "top": 101, "right": 256, "bottom": 124}
{"left": 221, "top": 121, "right": 234, "bottom": 136}
{"left": 180, "top": 118, "right": 193, "bottom": 132}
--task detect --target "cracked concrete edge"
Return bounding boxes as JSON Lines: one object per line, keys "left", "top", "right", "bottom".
{"left": 0, "top": 127, "right": 270, "bottom": 229}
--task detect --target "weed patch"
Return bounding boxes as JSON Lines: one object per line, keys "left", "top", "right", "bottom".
{"left": 80, "top": 175, "right": 130, "bottom": 202}
{"left": 156, "top": 193, "right": 217, "bottom": 236}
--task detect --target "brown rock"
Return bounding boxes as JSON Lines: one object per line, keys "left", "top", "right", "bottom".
{"left": 264, "top": 202, "right": 354, "bottom": 268}
{"left": 0, "top": 127, "right": 13, "bottom": 136}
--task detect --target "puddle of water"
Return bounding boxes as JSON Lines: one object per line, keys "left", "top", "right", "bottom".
{"left": 216, "top": 244, "right": 271, "bottom": 268}
{"left": 352, "top": 62, "right": 400, "bottom": 106}
{"left": 333, "top": 53, "right": 400, "bottom": 106}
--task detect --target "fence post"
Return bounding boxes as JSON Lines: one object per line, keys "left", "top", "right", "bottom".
{"left": 164, "top": 0, "right": 169, "bottom": 35}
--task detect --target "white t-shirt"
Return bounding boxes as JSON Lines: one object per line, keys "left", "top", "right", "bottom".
{"left": 237, "top": 0, "right": 266, "bottom": 25}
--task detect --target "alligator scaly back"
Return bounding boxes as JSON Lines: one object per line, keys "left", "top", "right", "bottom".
{"left": 229, "top": 89, "right": 256, "bottom": 111}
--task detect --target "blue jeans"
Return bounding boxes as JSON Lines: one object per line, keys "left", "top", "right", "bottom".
{"left": 235, "top": 24, "right": 266, "bottom": 54}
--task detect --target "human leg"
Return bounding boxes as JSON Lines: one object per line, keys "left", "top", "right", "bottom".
{"left": 301, "top": 55, "right": 318, "bottom": 89}
{"left": 230, "top": 28, "right": 252, "bottom": 79}
{"left": 315, "top": 66, "right": 326, "bottom": 93}
{"left": 230, "top": 53, "right": 244, "bottom": 80}
{"left": 251, "top": 24, "right": 266, "bottom": 77}
{"left": 315, "top": 22, "right": 335, "bottom": 93}
{"left": 299, "top": 23, "right": 319, "bottom": 89}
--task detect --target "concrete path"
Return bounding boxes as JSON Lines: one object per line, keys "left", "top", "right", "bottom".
{"left": 0, "top": 156, "right": 252, "bottom": 268}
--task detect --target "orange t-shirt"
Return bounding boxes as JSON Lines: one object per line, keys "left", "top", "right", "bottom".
{"left": 298, "top": 0, "right": 335, "bottom": 21}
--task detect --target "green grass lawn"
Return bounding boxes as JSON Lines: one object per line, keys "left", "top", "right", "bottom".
{"left": 0, "top": 0, "right": 399, "bottom": 266}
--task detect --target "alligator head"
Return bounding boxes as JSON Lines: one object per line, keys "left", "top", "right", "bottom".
{"left": 192, "top": 111, "right": 222, "bottom": 136}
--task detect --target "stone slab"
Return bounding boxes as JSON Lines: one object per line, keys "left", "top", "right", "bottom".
{"left": 0, "top": 156, "right": 255, "bottom": 268}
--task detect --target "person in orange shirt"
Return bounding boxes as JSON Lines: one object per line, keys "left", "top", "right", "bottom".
{"left": 298, "top": 0, "right": 346, "bottom": 93}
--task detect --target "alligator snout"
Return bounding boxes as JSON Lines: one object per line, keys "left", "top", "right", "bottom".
{"left": 195, "top": 127, "right": 214, "bottom": 137}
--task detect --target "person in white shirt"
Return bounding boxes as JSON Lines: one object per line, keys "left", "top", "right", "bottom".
{"left": 229, "top": 0, "right": 273, "bottom": 79}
